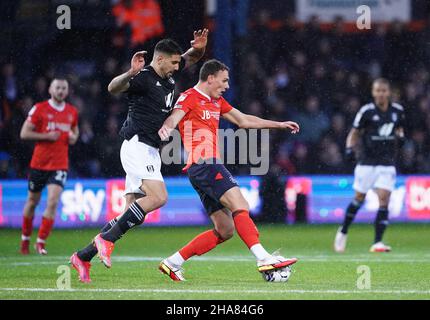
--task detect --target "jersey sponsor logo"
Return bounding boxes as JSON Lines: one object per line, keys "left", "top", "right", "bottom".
{"left": 168, "top": 77, "right": 175, "bottom": 84}
{"left": 147, "top": 165, "right": 155, "bottom": 173}
{"left": 162, "top": 92, "right": 175, "bottom": 113}
{"left": 202, "top": 110, "right": 211, "bottom": 120}
{"left": 378, "top": 123, "right": 394, "bottom": 137}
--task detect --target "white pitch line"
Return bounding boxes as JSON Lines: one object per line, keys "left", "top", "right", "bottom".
{"left": 2, "top": 255, "right": 430, "bottom": 266}
{"left": 0, "top": 287, "right": 429, "bottom": 295}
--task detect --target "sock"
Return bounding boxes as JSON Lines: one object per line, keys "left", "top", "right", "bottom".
{"left": 341, "top": 199, "right": 363, "bottom": 234}
{"left": 37, "top": 217, "right": 54, "bottom": 243}
{"left": 374, "top": 207, "right": 389, "bottom": 243}
{"left": 77, "top": 218, "right": 117, "bottom": 261}
{"left": 250, "top": 243, "right": 271, "bottom": 261}
{"left": 22, "top": 216, "right": 34, "bottom": 240}
{"left": 179, "top": 230, "right": 224, "bottom": 260}
{"left": 167, "top": 252, "right": 186, "bottom": 267}
{"left": 233, "top": 210, "right": 260, "bottom": 249}
{"left": 101, "top": 202, "right": 145, "bottom": 243}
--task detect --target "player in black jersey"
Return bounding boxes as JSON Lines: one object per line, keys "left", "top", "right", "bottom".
{"left": 334, "top": 78, "right": 406, "bottom": 253}
{"left": 70, "top": 30, "right": 208, "bottom": 282}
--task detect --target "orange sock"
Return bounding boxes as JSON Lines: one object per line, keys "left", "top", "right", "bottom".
{"left": 22, "top": 216, "right": 34, "bottom": 239}
{"left": 233, "top": 210, "right": 260, "bottom": 249}
{"left": 37, "top": 217, "right": 54, "bottom": 242}
{"left": 179, "top": 230, "right": 224, "bottom": 260}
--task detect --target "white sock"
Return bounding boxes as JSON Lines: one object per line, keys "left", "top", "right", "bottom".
{"left": 168, "top": 252, "right": 185, "bottom": 267}
{"left": 250, "top": 244, "right": 271, "bottom": 261}
{"left": 36, "top": 238, "right": 46, "bottom": 244}
{"left": 21, "top": 235, "right": 30, "bottom": 241}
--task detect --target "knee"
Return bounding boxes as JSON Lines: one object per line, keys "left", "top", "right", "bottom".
{"left": 27, "top": 197, "right": 40, "bottom": 209}
{"left": 355, "top": 193, "right": 366, "bottom": 203}
{"left": 153, "top": 193, "right": 168, "bottom": 209}
{"left": 217, "top": 225, "right": 235, "bottom": 241}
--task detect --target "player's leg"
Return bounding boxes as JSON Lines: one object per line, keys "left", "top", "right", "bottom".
{"left": 160, "top": 209, "right": 234, "bottom": 281}
{"left": 71, "top": 193, "right": 144, "bottom": 282}
{"left": 370, "top": 166, "right": 395, "bottom": 252}
{"left": 335, "top": 165, "right": 374, "bottom": 252}
{"left": 370, "top": 188, "right": 392, "bottom": 252}
{"left": 20, "top": 191, "right": 42, "bottom": 254}
{"left": 35, "top": 183, "right": 62, "bottom": 254}
{"left": 220, "top": 187, "right": 297, "bottom": 272}
{"left": 94, "top": 179, "right": 167, "bottom": 268}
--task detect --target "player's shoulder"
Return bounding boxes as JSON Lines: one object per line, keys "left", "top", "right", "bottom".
{"left": 178, "top": 88, "right": 199, "bottom": 102}
{"left": 65, "top": 102, "right": 78, "bottom": 112}
{"left": 391, "top": 102, "right": 405, "bottom": 112}
{"left": 34, "top": 100, "right": 49, "bottom": 109}
{"left": 356, "top": 103, "right": 376, "bottom": 116}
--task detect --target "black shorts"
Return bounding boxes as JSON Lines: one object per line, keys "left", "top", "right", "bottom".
{"left": 187, "top": 161, "right": 238, "bottom": 215}
{"left": 28, "top": 169, "right": 68, "bottom": 193}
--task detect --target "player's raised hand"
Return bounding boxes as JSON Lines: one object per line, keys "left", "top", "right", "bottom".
{"left": 46, "top": 131, "right": 61, "bottom": 142}
{"left": 281, "top": 121, "right": 300, "bottom": 134}
{"left": 190, "top": 29, "right": 209, "bottom": 50}
{"left": 129, "top": 51, "right": 147, "bottom": 76}
{"left": 158, "top": 125, "right": 173, "bottom": 141}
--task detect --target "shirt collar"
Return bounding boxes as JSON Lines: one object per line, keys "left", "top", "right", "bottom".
{"left": 193, "top": 86, "right": 211, "bottom": 101}
{"left": 48, "top": 99, "right": 66, "bottom": 112}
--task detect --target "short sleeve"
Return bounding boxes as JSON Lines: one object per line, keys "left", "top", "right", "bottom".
{"left": 353, "top": 107, "right": 369, "bottom": 129}
{"left": 173, "top": 93, "right": 193, "bottom": 114}
{"left": 220, "top": 98, "right": 233, "bottom": 115}
{"left": 397, "top": 109, "right": 406, "bottom": 128}
{"left": 127, "top": 70, "right": 148, "bottom": 93}
{"left": 27, "top": 105, "right": 42, "bottom": 127}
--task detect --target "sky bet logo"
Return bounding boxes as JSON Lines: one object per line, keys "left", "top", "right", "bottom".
{"left": 60, "top": 183, "right": 105, "bottom": 222}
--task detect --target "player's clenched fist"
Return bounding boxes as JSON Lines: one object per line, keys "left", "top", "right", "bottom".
{"left": 129, "top": 51, "right": 147, "bottom": 76}
{"left": 158, "top": 125, "right": 173, "bottom": 141}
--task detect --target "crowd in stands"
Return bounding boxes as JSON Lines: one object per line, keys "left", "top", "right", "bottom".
{"left": 1, "top": 6, "right": 430, "bottom": 179}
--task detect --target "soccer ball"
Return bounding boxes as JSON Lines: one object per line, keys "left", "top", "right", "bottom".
{"left": 262, "top": 266, "right": 292, "bottom": 282}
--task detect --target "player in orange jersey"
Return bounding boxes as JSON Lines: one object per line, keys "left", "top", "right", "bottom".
{"left": 157, "top": 60, "right": 300, "bottom": 281}
{"left": 20, "top": 78, "right": 79, "bottom": 255}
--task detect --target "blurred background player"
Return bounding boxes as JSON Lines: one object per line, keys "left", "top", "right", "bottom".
{"left": 70, "top": 30, "right": 208, "bottom": 283}
{"left": 334, "top": 78, "right": 406, "bottom": 253}
{"left": 20, "top": 78, "right": 79, "bottom": 255}
{"left": 157, "top": 60, "right": 300, "bottom": 281}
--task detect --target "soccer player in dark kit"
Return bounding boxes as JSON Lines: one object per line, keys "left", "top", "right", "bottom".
{"left": 157, "top": 59, "right": 300, "bottom": 281}
{"left": 70, "top": 30, "right": 208, "bottom": 283}
{"left": 334, "top": 78, "right": 406, "bottom": 253}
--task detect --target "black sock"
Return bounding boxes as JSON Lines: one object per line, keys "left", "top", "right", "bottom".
{"left": 77, "top": 218, "right": 118, "bottom": 261}
{"left": 101, "top": 202, "right": 146, "bottom": 243}
{"left": 374, "top": 207, "right": 389, "bottom": 243}
{"left": 341, "top": 199, "right": 363, "bottom": 234}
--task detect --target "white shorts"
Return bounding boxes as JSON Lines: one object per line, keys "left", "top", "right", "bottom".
{"left": 120, "top": 135, "right": 164, "bottom": 195}
{"left": 353, "top": 165, "right": 396, "bottom": 194}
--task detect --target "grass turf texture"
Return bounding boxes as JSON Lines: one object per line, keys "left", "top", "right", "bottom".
{"left": 0, "top": 224, "right": 429, "bottom": 300}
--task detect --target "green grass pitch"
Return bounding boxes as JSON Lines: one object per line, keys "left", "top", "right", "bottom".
{"left": 0, "top": 224, "right": 429, "bottom": 300}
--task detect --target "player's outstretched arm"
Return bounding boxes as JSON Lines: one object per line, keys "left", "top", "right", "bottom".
{"left": 345, "top": 128, "right": 361, "bottom": 162}
{"left": 158, "top": 109, "right": 186, "bottom": 141}
{"left": 20, "top": 120, "right": 60, "bottom": 142}
{"left": 222, "top": 108, "right": 300, "bottom": 133}
{"left": 108, "top": 51, "right": 147, "bottom": 94}
{"left": 182, "top": 29, "right": 208, "bottom": 69}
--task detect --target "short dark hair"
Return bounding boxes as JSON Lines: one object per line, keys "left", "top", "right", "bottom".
{"left": 373, "top": 78, "right": 390, "bottom": 88}
{"left": 199, "top": 59, "right": 229, "bottom": 81}
{"left": 154, "top": 39, "right": 183, "bottom": 56}
{"left": 50, "top": 77, "right": 68, "bottom": 85}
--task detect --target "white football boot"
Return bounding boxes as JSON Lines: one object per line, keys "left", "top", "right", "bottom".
{"left": 159, "top": 258, "right": 186, "bottom": 281}
{"left": 334, "top": 227, "right": 348, "bottom": 253}
{"left": 257, "top": 252, "right": 298, "bottom": 273}
{"left": 370, "top": 242, "right": 392, "bottom": 253}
